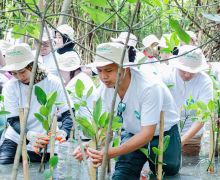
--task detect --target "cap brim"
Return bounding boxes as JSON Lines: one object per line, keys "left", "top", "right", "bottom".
{"left": 171, "top": 61, "right": 209, "bottom": 73}
{"left": 59, "top": 65, "right": 80, "bottom": 72}
{"left": 0, "top": 60, "right": 34, "bottom": 71}
{"left": 86, "top": 61, "right": 113, "bottom": 68}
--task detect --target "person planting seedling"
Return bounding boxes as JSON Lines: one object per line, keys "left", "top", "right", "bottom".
{"left": 73, "top": 42, "right": 181, "bottom": 179}
{"left": 0, "top": 44, "right": 73, "bottom": 164}
{"left": 162, "top": 45, "right": 213, "bottom": 156}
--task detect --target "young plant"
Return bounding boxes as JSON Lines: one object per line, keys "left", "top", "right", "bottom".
{"left": 34, "top": 86, "right": 59, "bottom": 174}
{"left": 72, "top": 79, "right": 122, "bottom": 179}
{"left": 140, "top": 135, "right": 170, "bottom": 178}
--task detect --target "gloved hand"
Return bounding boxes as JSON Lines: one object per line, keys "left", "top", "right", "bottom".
{"left": 27, "top": 131, "right": 49, "bottom": 154}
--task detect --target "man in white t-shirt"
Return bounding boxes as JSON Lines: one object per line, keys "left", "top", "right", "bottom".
{"left": 73, "top": 42, "right": 181, "bottom": 178}
{"left": 162, "top": 45, "right": 213, "bottom": 156}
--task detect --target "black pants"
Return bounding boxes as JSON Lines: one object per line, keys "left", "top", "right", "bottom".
{"left": 112, "top": 124, "right": 181, "bottom": 180}
{"left": 0, "top": 138, "right": 50, "bottom": 164}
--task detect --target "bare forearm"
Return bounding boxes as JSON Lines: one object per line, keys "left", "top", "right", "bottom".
{"left": 109, "top": 125, "right": 155, "bottom": 159}
{"left": 181, "top": 121, "right": 204, "bottom": 145}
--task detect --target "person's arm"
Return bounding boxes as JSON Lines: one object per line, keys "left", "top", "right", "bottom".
{"left": 181, "top": 121, "right": 204, "bottom": 145}
{"left": 108, "top": 125, "right": 156, "bottom": 158}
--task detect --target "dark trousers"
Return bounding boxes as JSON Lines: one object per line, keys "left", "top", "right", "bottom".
{"left": 112, "top": 124, "right": 181, "bottom": 180}
{"left": 0, "top": 138, "right": 50, "bottom": 164}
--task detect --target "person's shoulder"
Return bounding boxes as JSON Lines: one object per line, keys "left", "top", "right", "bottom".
{"left": 3, "top": 77, "right": 18, "bottom": 88}
{"left": 198, "top": 72, "right": 212, "bottom": 84}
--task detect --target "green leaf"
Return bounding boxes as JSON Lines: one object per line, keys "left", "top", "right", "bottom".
{"left": 76, "top": 116, "right": 95, "bottom": 137}
{"left": 40, "top": 106, "right": 49, "bottom": 117}
{"left": 202, "top": 13, "right": 220, "bottom": 23}
{"left": 74, "top": 103, "right": 80, "bottom": 111}
{"left": 42, "top": 120, "right": 49, "bottom": 131}
{"left": 80, "top": 101, "right": 87, "bottom": 107}
{"left": 85, "top": 0, "right": 110, "bottom": 8}
{"left": 99, "top": 112, "right": 109, "bottom": 127}
{"left": 163, "top": 0, "right": 169, "bottom": 5}
{"left": 163, "top": 135, "right": 170, "bottom": 152}
{"left": 49, "top": 156, "right": 58, "bottom": 167}
{"left": 35, "top": 86, "right": 47, "bottom": 105}
{"left": 140, "top": 148, "right": 150, "bottom": 158}
{"left": 152, "top": 147, "right": 162, "bottom": 155}
{"left": 169, "top": 18, "right": 190, "bottom": 44}
{"left": 112, "top": 120, "right": 122, "bottom": 131}
{"left": 93, "top": 97, "right": 102, "bottom": 125}
{"left": 46, "top": 91, "right": 57, "bottom": 113}
{"left": 81, "top": 5, "right": 112, "bottom": 24}
{"left": 0, "top": 110, "right": 10, "bottom": 115}
{"left": 127, "top": 0, "right": 137, "bottom": 3}
{"left": 54, "top": 102, "right": 65, "bottom": 106}
{"left": 86, "top": 86, "right": 93, "bottom": 98}
{"left": 166, "top": 83, "right": 174, "bottom": 89}
{"left": 43, "top": 169, "right": 52, "bottom": 180}
{"left": 12, "top": 24, "right": 26, "bottom": 39}
{"left": 75, "top": 79, "right": 85, "bottom": 98}
{"left": 34, "top": 113, "right": 44, "bottom": 123}
{"left": 0, "top": 95, "right": 4, "bottom": 102}
{"left": 208, "top": 100, "right": 215, "bottom": 113}
{"left": 113, "top": 137, "right": 120, "bottom": 147}
{"left": 197, "top": 101, "right": 207, "bottom": 111}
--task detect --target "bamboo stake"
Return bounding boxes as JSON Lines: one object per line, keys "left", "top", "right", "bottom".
{"left": 19, "top": 108, "right": 29, "bottom": 180}
{"left": 49, "top": 115, "right": 57, "bottom": 180}
{"left": 208, "top": 114, "right": 215, "bottom": 173}
{"left": 11, "top": 0, "right": 49, "bottom": 178}
{"left": 157, "top": 111, "right": 164, "bottom": 180}
{"left": 99, "top": 1, "right": 140, "bottom": 180}
{"left": 89, "top": 140, "right": 97, "bottom": 180}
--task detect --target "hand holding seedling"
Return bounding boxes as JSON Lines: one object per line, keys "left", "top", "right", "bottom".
{"left": 87, "top": 147, "right": 104, "bottom": 167}
{"left": 72, "top": 143, "right": 89, "bottom": 161}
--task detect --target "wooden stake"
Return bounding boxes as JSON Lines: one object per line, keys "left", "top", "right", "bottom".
{"left": 19, "top": 108, "right": 30, "bottom": 180}
{"left": 208, "top": 114, "right": 215, "bottom": 173}
{"left": 49, "top": 115, "right": 57, "bottom": 180}
{"left": 157, "top": 111, "right": 164, "bottom": 180}
{"left": 89, "top": 140, "right": 97, "bottom": 180}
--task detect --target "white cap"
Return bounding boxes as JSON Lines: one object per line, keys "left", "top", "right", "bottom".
{"left": 1, "top": 44, "right": 34, "bottom": 71}
{"left": 58, "top": 51, "right": 80, "bottom": 71}
{"left": 171, "top": 45, "right": 208, "bottom": 73}
{"left": 111, "top": 32, "right": 137, "bottom": 47}
{"left": 42, "top": 28, "right": 53, "bottom": 42}
{"left": 142, "top": 34, "right": 159, "bottom": 48}
{"left": 56, "top": 24, "right": 74, "bottom": 40}
{"left": 88, "top": 42, "right": 130, "bottom": 67}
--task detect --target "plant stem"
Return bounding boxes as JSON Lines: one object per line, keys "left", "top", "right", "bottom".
{"left": 19, "top": 108, "right": 29, "bottom": 180}
{"left": 99, "top": 1, "right": 140, "bottom": 180}
{"left": 157, "top": 112, "right": 164, "bottom": 180}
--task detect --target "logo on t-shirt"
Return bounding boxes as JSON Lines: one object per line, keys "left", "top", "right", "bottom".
{"left": 134, "top": 110, "right": 141, "bottom": 120}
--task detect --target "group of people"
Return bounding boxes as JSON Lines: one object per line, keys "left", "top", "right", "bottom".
{"left": 0, "top": 23, "right": 217, "bottom": 179}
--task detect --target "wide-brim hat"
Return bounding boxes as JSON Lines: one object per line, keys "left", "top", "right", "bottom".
{"left": 142, "top": 34, "right": 159, "bottom": 48}
{"left": 58, "top": 51, "right": 81, "bottom": 71}
{"left": 111, "top": 32, "right": 137, "bottom": 47}
{"left": 1, "top": 44, "right": 34, "bottom": 71}
{"left": 171, "top": 45, "right": 209, "bottom": 73}
{"left": 56, "top": 24, "right": 74, "bottom": 41}
{"left": 88, "top": 42, "right": 131, "bottom": 68}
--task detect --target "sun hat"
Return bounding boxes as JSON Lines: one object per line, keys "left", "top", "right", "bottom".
{"left": 58, "top": 51, "right": 80, "bottom": 71}
{"left": 88, "top": 42, "right": 130, "bottom": 67}
{"left": 56, "top": 24, "right": 74, "bottom": 41}
{"left": 0, "top": 40, "right": 12, "bottom": 56}
{"left": 1, "top": 44, "right": 35, "bottom": 71}
{"left": 42, "top": 28, "right": 53, "bottom": 42}
{"left": 171, "top": 45, "right": 208, "bottom": 73}
{"left": 111, "top": 32, "right": 137, "bottom": 47}
{"left": 142, "top": 34, "right": 159, "bottom": 48}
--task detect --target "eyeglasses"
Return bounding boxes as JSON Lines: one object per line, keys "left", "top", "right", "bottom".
{"left": 117, "top": 101, "right": 126, "bottom": 123}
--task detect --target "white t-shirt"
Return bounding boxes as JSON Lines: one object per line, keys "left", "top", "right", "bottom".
{"left": 162, "top": 68, "right": 213, "bottom": 135}
{"left": 96, "top": 68, "right": 179, "bottom": 136}
{"left": 42, "top": 52, "right": 58, "bottom": 76}
{"left": 139, "top": 57, "right": 170, "bottom": 78}
{"left": 3, "top": 75, "right": 69, "bottom": 151}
